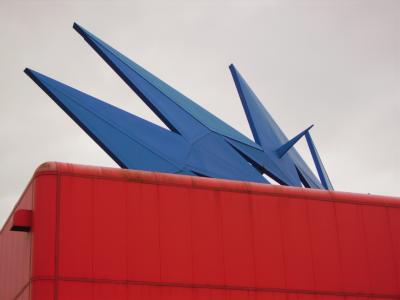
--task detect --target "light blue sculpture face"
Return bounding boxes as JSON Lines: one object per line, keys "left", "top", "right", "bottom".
{"left": 25, "top": 23, "right": 333, "bottom": 190}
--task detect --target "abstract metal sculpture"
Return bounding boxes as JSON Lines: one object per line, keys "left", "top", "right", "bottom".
{"left": 25, "top": 23, "right": 333, "bottom": 190}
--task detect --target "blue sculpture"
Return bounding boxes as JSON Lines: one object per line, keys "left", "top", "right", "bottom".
{"left": 25, "top": 23, "right": 333, "bottom": 190}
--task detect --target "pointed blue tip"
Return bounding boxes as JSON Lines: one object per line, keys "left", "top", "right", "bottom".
{"left": 73, "top": 22, "right": 85, "bottom": 34}
{"left": 24, "top": 68, "right": 48, "bottom": 80}
{"left": 73, "top": 22, "right": 94, "bottom": 43}
{"left": 24, "top": 68, "right": 55, "bottom": 97}
{"left": 306, "top": 124, "right": 314, "bottom": 132}
{"left": 24, "top": 68, "right": 35, "bottom": 77}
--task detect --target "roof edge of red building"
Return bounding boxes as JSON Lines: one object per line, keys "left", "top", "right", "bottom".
{"left": 34, "top": 161, "right": 400, "bottom": 207}
{"left": 2, "top": 161, "right": 399, "bottom": 234}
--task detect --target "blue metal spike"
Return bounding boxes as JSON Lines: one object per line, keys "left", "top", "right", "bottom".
{"left": 229, "top": 64, "right": 284, "bottom": 150}
{"left": 276, "top": 125, "right": 314, "bottom": 158}
{"left": 305, "top": 131, "right": 333, "bottom": 190}
{"left": 229, "top": 64, "right": 323, "bottom": 188}
{"left": 25, "top": 68, "right": 268, "bottom": 184}
{"left": 24, "top": 23, "right": 333, "bottom": 190}
{"left": 24, "top": 68, "right": 187, "bottom": 173}
{"left": 73, "top": 23, "right": 260, "bottom": 148}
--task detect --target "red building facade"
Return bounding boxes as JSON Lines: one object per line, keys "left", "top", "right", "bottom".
{"left": 1, "top": 162, "right": 400, "bottom": 299}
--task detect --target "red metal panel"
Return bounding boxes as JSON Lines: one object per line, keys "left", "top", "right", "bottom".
{"left": 58, "top": 176, "right": 93, "bottom": 278}
{"left": 93, "top": 179, "right": 128, "bottom": 280}
{"left": 388, "top": 208, "right": 400, "bottom": 292}
{"left": 335, "top": 202, "right": 370, "bottom": 293}
{"left": 251, "top": 193, "right": 286, "bottom": 288}
{"left": 32, "top": 175, "right": 57, "bottom": 278}
{"left": 31, "top": 280, "right": 54, "bottom": 300}
{"left": 256, "top": 291, "right": 288, "bottom": 300}
{"left": 280, "top": 197, "right": 314, "bottom": 290}
{"left": 297, "top": 294, "right": 318, "bottom": 300}
{"left": 127, "top": 284, "right": 199, "bottom": 300}
{"left": 220, "top": 190, "right": 255, "bottom": 287}
{"left": 58, "top": 281, "right": 92, "bottom": 300}
{"left": 94, "top": 283, "right": 127, "bottom": 300}
{"left": 3, "top": 162, "right": 400, "bottom": 299}
{"left": 226, "top": 289, "right": 251, "bottom": 300}
{"left": 191, "top": 188, "right": 224, "bottom": 285}
{"left": 158, "top": 185, "right": 192, "bottom": 284}
{"left": 307, "top": 200, "right": 342, "bottom": 291}
{"left": 316, "top": 296, "right": 342, "bottom": 300}
{"left": 192, "top": 287, "right": 227, "bottom": 300}
{"left": 127, "top": 182, "right": 161, "bottom": 282}
{"left": 128, "top": 284, "right": 162, "bottom": 300}
{"left": 158, "top": 285, "right": 194, "bottom": 300}
{"left": 362, "top": 206, "right": 398, "bottom": 294}
{"left": 0, "top": 183, "right": 32, "bottom": 299}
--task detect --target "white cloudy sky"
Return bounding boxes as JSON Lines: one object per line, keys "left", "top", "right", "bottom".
{"left": 0, "top": 0, "right": 399, "bottom": 226}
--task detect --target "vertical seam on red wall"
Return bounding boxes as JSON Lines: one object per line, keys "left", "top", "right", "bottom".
{"left": 188, "top": 181, "right": 195, "bottom": 298}
{"left": 156, "top": 183, "right": 162, "bottom": 282}
{"left": 277, "top": 197, "right": 288, "bottom": 290}
{"left": 90, "top": 178, "right": 94, "bottom": 300}
{"left": 29, "top": 178, "right": 35, "bottom": 300}
{"left": 216, "top": 190, "right": 227, "bottom": 293}
{"left": 305, "top": 200, "right": 316, "bottom": 291}
{"left": 247, "top": 192, "right": 257, "bottom": 288}
{"left": 359, "top": 205, "right": 373, "bottom": 294}
{"left": 125, "top": 181, "right": 129, "bottom": 300}
{"left": 54, "top": 173, "right": 61, "bottom": 300}
{"left": 332, "top": 202, "right": 345, "bottom": 292}
{"left": 386, "top": 207, "right": 400, "bottom": 293}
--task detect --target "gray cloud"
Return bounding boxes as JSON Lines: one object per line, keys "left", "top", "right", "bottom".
{"left": 0, "top": 0, "right": 399, "bottom": 226}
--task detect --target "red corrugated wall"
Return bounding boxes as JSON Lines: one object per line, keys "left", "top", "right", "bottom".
{"left": 0, "top": 180, "right": 33, "bottom": 299}
{"left": 2, "top": 162, "right": 400, "bottom": 299}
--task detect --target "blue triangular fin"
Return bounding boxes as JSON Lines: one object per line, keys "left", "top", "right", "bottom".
{"left": 276, "top": 125, "right": 314, "bottom": 158}
{"left": 230, "top": 64, "right": 322, "bottom": 188}
{"left": 73, "top": 23, "right": 259, "bottom": 148}
{"left": 25, "top": 68, "right": 187, "bottom": 173}
{"left": 24, "top": 24, "right": 334, "bottom": 190}
{"left": 305, "top": 132, "right": 333, "bottom": 190}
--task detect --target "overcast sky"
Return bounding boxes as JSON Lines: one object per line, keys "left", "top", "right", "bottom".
{"left": 0, "top": 0, "right": 399, "bottom": 226}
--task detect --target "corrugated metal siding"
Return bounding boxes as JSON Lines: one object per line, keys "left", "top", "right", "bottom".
{"left": 0, "top": 182, "right": 33, "bottom": 299}
{"left": 52, "top": 171, "right": 400, "bottom": 299}
{"left": 50, "top": 284, "right": 400, "bottom": 300}
{"left": 1, "top": 162, "right": 400, "bottom": 299}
